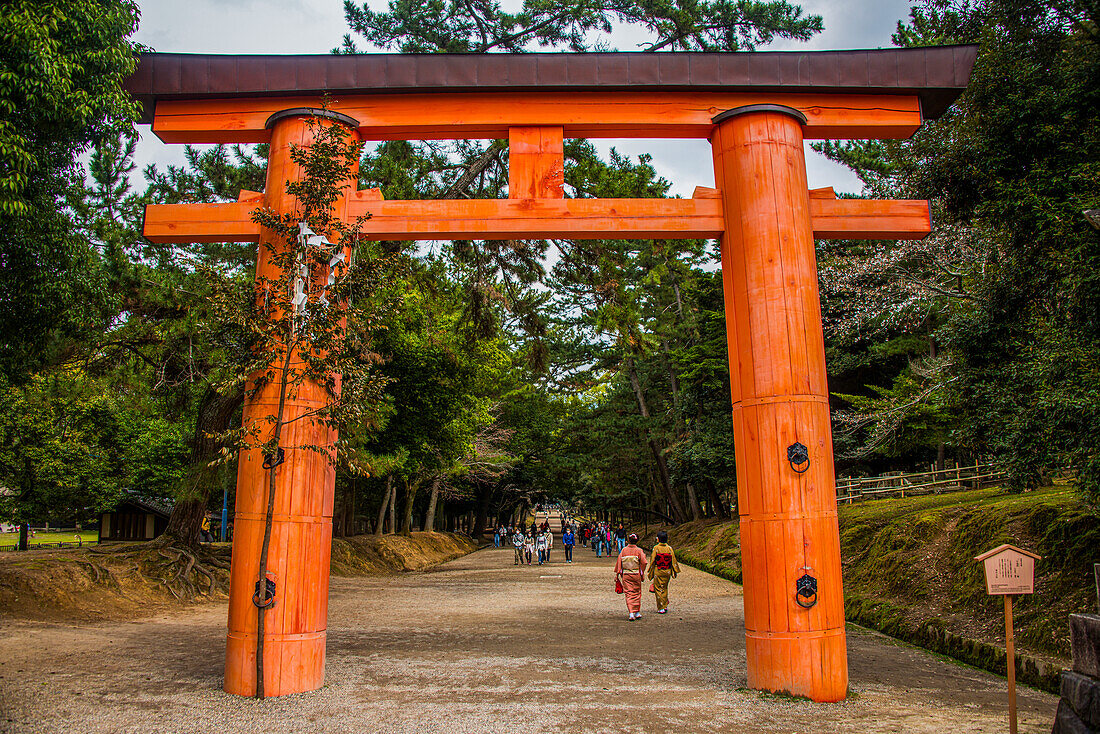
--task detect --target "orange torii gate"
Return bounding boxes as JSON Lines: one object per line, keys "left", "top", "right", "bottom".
{"left": 128, "top": 46, "right": 975, "bottom": 702}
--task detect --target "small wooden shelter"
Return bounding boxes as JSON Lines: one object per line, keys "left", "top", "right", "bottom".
{"left": 99, "top": 495, "right": 172, "bottom": 541}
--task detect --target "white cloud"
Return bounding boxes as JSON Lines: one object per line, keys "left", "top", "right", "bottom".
{"left": 135, "top": 0, "right": 346, "bottom": 55}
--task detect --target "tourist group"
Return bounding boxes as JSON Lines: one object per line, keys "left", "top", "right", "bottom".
{"left": 493, "top": 520, "right": 682, "bottom": 620}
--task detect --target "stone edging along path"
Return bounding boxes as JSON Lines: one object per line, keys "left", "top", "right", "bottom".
{"left": 672, "top": 549, "right": 1062, "bottom": 694}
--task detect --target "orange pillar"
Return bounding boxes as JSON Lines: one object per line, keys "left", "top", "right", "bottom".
{"left": 224, "top": 108, "right": 360, "bottom": 698}
{"left": 710, "top": 104, "right": 847, "bottom": 702}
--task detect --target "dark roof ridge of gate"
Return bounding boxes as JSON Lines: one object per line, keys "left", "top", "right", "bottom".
{"left": 126, "top": 46, "right": 978, "bottom": 124}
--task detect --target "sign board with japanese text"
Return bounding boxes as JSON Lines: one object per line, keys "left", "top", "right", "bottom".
{"left": 975, "top": 544, "right": 1041, "bottom": 596}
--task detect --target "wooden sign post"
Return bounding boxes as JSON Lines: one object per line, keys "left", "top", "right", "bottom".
{"left": 1093, "top": 562, "right": 1099, "bottom": 613}
{"left": 975, "top": 544, "right": 1042, "bottom": 734}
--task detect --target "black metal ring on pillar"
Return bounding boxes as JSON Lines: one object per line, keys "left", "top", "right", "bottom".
{"left": 711, "top": 104, "right": 808, "bottom": 126}
{"left": 264, "top": 107, "right": 360, "bottom": 130}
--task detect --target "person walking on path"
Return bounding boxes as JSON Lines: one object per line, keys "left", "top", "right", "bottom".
{"left": 615, "top": 533, "right": 648, "bottom": 621}
{"left": 647, "top": 530, "right": 681, "bottom": 614}
{"left": 614, "top": 523, "right": 627, "bottom": 552}
{"left": 536, "top": 530, "right": 549, "bottom": 565}
{"left": 512, "top": 527, "right": 525, "bottom": 565}
{"left": 524, "top": 531, "right": 536, "bottom": 565}
{"left": 562, "top": 526, "right": 575, "bottom": 563}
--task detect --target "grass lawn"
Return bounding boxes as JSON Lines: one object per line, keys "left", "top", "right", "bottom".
{"left": 0, "top": 530, "right": 99, "bottom": 550}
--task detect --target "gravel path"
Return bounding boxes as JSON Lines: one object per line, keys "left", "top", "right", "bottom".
{"left": 0, "top": 532, "right": 1057, "bottom": 733}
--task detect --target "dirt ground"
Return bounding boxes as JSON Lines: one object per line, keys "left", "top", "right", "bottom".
{"left": 0, "top": 532, "right": 476, "bottom": 626}
{"left": 0, "top": 527, "right": 1058, "bottom": 733}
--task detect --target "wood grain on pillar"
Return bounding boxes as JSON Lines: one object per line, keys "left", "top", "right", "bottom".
{"left": 711, "top": 107, "right": 847, "bottom": 702}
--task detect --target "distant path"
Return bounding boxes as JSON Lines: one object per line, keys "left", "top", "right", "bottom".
{"left": 0, "top": 541, "right": 1056, "bottom": 733}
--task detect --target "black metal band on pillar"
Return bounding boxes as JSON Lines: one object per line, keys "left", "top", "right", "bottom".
{"left": 264, "top": 107, "right": 361, "bottom": 130}
{"left": 712, "top": 104, "right": 809, "bottom": 126}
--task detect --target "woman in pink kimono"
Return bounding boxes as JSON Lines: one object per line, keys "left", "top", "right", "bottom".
{"left": 614, "top": 533, "right": 648, "bottom": 620}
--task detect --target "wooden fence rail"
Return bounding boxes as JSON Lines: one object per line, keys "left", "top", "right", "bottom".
{"left": 0, "top": 539, "right": 100, "bottom": 551}
{"left": 836, "top": 462, "right": 1006, "bottom": 504}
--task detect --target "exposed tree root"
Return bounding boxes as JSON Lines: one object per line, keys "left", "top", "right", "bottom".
{"left": 2, "top": 532, "right": 477, "bottom": 623}
{"left": 78, "top": 541, "right": 231, "bottom": 602}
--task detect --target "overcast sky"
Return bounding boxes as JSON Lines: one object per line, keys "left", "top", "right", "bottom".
{"left": 130, "top": 0, "right": 915, "bottom": 196}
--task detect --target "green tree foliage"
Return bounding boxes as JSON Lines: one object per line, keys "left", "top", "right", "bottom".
{"left": 0, "top": 0, "right": 140, "bottom": 382}
{"left": 901, "top": 0, "right": 1100, "bottom": 499}
{"left": 814, "top": 0, "right": 1100, "bottom": 505}
{"left": 338, "top": 0, "right": 822, "bottom": 53}
{"left": 0, "top": 371, "right": 189, "bottom": 524}
{"left": 359, "top": 268, "right": 517, "bottom": 533}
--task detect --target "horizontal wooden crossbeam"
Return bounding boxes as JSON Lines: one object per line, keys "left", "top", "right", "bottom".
{"left": 151, "top": 91, "right": 923, "bottom": 144}
{"left": 143, "top": 190, "right": 930, "bottom": 243}
{"left": 346, "top": 197, "right": 725, "bottom": 240}
{"left": 810, "top": 197, "right": 932, "bottom": 239}
{"left": 143, "top": 191, "right": 264, "bottom": 243}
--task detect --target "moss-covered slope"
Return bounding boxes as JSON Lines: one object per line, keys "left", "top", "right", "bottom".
{"left": 653, "top": 484, "right": 1098, "bottom": 692}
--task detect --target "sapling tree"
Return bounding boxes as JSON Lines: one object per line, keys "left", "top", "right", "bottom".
{"left": 203, "top": 110, "right": 397, "bottom": 698}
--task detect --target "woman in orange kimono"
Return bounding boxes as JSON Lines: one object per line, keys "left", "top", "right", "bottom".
{"left": 615, "top": 533, "right": 648, "bottom": 620}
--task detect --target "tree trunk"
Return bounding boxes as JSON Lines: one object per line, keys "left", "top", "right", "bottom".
{"left": 160, "top": 387, "right": 243, "bottom": 548}
{"left": 400, "top": 477, "right": 418, "bottom": 536}
{"left": 333, "top": 489, "right": 346, "bottom": 538}
{"left": 661, "top": 340, "right": 683, "bottom": 413}
{"left": 388, "top": 480, "right": 397, "bottom": 534}
{"left": 18, "top": 522, "right": 28, "bottom": 551}
{"left": 345, "top": 483, "right": 356, "bottom": 537}
{"left": 626, "top": 355, "right": 687, "bottom": 523}
{"left": 424, "top": 476, "right": 441, "bottom": 531}
{"left": 472, "top": 485, "right": 493, "bottom": 540}
{"left": 442, "top": 140, "right": 505, "bottom": 198}
{"left": 707, "top": 480, "right": 729, "bottom": 519}
{"left": 930, "top": 335, "right": 946, "bottom": 473}
{"left": 685, "top": 482, "right": 703, "bottom": 521}
{"left": 374, "top": 476, "right": 392, "bottom": 536}
{"left": 665, "top": 259, "right": 688, "bottom": 325}
{"left": 660, "top": 341, "right": 703, "bottom": 522}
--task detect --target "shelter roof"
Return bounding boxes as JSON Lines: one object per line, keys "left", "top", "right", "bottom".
{"left": 108, "top": 492, "right": 174, "bottom": 518}
{"left": 126, "top": 46, "right": 977, "bottom": 125}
